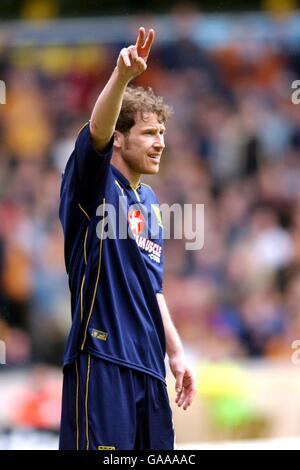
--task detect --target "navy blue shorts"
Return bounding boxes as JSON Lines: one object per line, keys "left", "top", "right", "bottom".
{"left": 59, "top": 352, "right": 174, "bottom": 450}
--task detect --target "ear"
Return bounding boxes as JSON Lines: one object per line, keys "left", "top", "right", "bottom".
{"left": 113, "top": 130, "right": 124, "bottom": 149}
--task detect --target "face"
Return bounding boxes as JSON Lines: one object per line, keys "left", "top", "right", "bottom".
{"left": 116, "top": 112, "right": 166, "bottom": 176}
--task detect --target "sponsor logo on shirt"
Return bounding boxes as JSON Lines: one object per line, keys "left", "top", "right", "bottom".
{"left": 135, "top": 234, "right": 162, "bottom": 264}
{"left": 127, "top": 207, "right": 162, "bottom": 264}
{"left": 90, "top": 328, "right": 108, "bottom": 341}
{"left": 128, "top": 208, "right": 145, "bottom": 236}
{"left": 98, "top": 445, "right": 116, "bottom": 450}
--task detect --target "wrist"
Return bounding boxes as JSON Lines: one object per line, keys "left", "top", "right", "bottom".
{"left": 113, "top": 66, "right": 131, "bottom": 87}
{"left": 168, "top": 348, "right": 185, "bottom": 360}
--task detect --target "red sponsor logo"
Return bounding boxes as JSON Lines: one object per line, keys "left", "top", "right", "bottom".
{"left": 128, "top": 208, "right": 145, "bottom": 236}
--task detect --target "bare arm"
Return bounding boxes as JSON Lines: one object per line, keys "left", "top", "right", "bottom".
{"left": 90, "top": 27, "right": 155, "bottom": 151}
{"left": 157, "top": 293, "right": 196, "bottom": 410}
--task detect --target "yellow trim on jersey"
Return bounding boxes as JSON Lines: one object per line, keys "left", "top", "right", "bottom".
{"left": 81, "top": 198, "right": 106, "bottom": 350}
{"left": 78, "top": 203, "right": 91, "bottom": 221}
{"left": 152, "top": 205, "right": 163, "bottom": 228}
{"left": 130, "top": 184, "right": 141, "bottom": 202}
{"left": 85, "top": 354, "right": 91, "bottom": 450}
{"left": 80, "top": 274, "right": 85, "bottom": 322}
{"left": 80, "top": 226, "right": 88, "bottom": 322}
{"left": 77, "top": 121, "right": 89, "bottom": 136}
{"left": 84, "top": 227, "right": 89, "bottom": 265}
{"left": 75, "top": 360, "right": 79, "bottom": 450}
{"left": 114, "top": 179, "right": 124, "bottom": 196}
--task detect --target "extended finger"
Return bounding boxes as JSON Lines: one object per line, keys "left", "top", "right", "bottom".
{"left": 177, "top": 390, "right": 187, "bottom": 408}
{"left": 175, "top": 388, "right": 183, "bottom": 404}
{"left": 183, "top": 399, "right": 192, "bottom": 411}
{"left": 135, "top": 27, "right": 145, "bottom": 48}
{"left": 182, "top": 388, "right": 196, "bottom": 410}
{"left": 142, "top": 29, "right": 155, "bottom": 59}
{"left": 175, "top": 370, "right": 184, "bottom": 393}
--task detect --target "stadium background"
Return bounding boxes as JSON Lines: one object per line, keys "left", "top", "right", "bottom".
{"left": 0, "top": 0, "right": 300, "bottom": 449}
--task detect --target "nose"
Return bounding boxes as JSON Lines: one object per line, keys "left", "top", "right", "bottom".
{"left": 153, "top": 134, "right": 165, "bottom": 150}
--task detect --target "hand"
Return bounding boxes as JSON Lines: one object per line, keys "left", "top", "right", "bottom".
{"left": 169, "top": 353, "right": 197, "bottom": 411}
{"left": 116, "top": 27, "right": 155, "bottom": 82}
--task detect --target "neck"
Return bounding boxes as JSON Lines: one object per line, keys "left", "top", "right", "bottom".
{"left": 111, "top": 155, "right": 141, "bottom": 189}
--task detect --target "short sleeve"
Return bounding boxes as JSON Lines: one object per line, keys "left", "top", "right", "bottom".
{"left": 74, "top": 123, "right": 113, "bottom": 205}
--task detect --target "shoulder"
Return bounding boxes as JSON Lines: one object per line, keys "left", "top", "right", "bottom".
{"left": 77, "top": 121, "right": 89, "bottom": 136}
{"left": 141, "top": 182, "right": 160, "bottom": 204}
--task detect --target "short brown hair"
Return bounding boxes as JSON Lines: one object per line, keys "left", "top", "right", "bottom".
{"left": 116, "top": 85, "right": 173, "bottom": 134}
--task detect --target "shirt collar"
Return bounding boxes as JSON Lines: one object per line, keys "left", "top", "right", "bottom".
{"left": 111, "top": 165, "right": 141, "bottom": 190}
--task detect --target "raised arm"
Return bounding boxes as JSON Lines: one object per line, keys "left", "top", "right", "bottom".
{"left": 90, "top": 27, "right": 155, "bottom": 151}
{"left": 156, "top": 293, "right": 196, "bottom": 411}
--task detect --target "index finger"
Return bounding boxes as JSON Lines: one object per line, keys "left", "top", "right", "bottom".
{"left": 141, "top": 29, "right": 155, "bottom": 59}
{"left": 135, "top": 27, "right": 146, "bottom": 48}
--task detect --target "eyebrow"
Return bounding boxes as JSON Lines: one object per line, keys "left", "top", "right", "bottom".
{"left": 142, "top": 126, "right": 166, "bottom": 132}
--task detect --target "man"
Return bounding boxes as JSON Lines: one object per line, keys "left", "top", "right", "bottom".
{"left": 59, "top": 27, "right": 196, "bottom": 450}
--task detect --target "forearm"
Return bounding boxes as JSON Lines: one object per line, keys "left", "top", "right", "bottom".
{"left": 90, "top": 67, "right": 129, "bottom": 150}
{"left": 156, "top": 293, "right": 184, "bottom": 357}
{"left": 89, "top": 28, "right": 153, "bottom": 151}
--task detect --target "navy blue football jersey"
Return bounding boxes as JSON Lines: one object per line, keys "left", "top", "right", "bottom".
{"left": 59, "top": 123, "right": 166, "bottom": 382}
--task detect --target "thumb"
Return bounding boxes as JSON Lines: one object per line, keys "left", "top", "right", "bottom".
{"left": 137, "top": 57, "right": 147, "bottom": 71}
{"left": 175, "top": 371, "right": 184, "bottom": 394}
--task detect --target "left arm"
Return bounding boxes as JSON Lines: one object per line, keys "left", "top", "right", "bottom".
{"left": 156, "top": 293, "right": 196, "bottom": 410}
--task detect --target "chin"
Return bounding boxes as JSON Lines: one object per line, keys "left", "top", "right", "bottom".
{"left": 143, "top": 164, "right": 160, "bottom": 175}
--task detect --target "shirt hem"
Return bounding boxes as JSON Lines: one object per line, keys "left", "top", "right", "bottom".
{"left": 64, "top": 348, "right": 166, "bottom": 385}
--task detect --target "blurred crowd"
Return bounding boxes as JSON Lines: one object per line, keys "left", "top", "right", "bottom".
{"left": 0, "top": 18, "right": 300, "bottom": 367}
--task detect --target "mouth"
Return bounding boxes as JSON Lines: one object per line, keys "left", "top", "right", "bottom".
{"left": 148, "top": 154, "right": 161, "bottom": 164}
